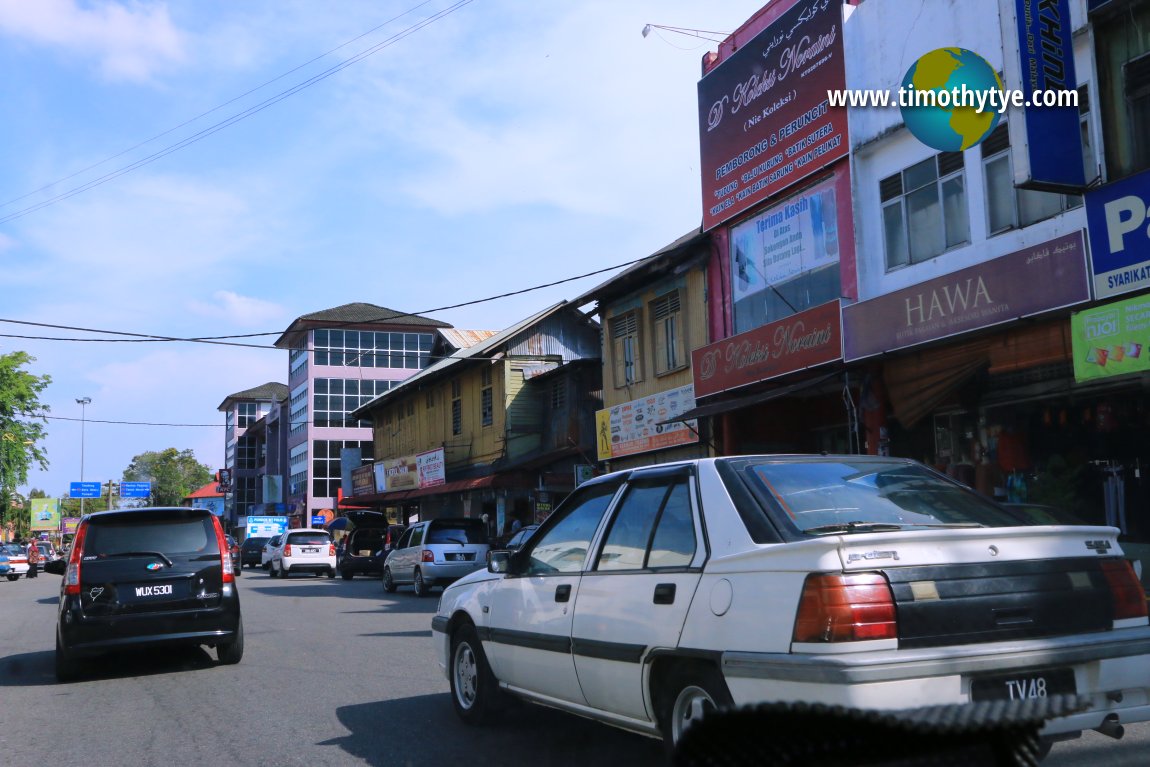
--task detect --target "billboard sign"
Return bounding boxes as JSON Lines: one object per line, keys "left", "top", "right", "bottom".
{"left": 698, "top": 0, "right": 847, "bottom": 230}
{"left": 69, "top": 481, "right": 101, "bottom": 498}
{"left": 29, "top": 497, "right": 60, "bottom": 531}
{"left": 1071, "top": 293, "right": 1150, "bottom": 382}
{"left": 416, "top": 448, "right": 446, "bottom": 488}
{"left": 246, "top": 516, "right": 288, "bottom": 538}
{"left": 120, "top": 481, "right": 151, "bottom": 498}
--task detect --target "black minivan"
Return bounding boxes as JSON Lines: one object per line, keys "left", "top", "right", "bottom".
{"left": 47, "top": 507, "right": 243, "bottom": 681}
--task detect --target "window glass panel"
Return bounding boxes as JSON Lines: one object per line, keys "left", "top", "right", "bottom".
{"left": 315, "top": 351, "right": 329, "bottom": 366}
{"left": 314, "top": 329, "right": 329, "bottom": 348}
{"left": 526, "top": 484, "right": 617, "bottom": 575}
{"left": 329, "top": 330, "right": 344, "bottom": 348}
{"left": 942, "top": 175, "right": 969, "bottom": 247}
{"left": 596, "top": 484, "right": 664, "bottom": 571}
{"left": 903, "top": 157, "right": 937, "bottom": 190}
{"left": 1018, "top": 187, "right": 1065, "bottom": 226}
{"left": 906, "top": 185, "right": 943, "bottom": 262}
{"left": 648, "top": 482, "right": 696, "bottom": 568}
{"left": 882, "top": 202, "right": 908, "bottom": 269}
{"left": 985, "top": 154, "right": 1015, "bottom": 233}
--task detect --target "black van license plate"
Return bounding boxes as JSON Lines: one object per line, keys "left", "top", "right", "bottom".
{"left": 970, "top": 668, "right": 1076, "bottom": 701}
{"left": 128, "top": 583, "right": 178, "bottom": 601}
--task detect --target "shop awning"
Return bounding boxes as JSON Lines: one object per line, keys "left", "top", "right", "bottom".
{"left": 405, "top": 475, "right": 498, "bottom": 498}
{"left": 883, "top": 340, "right": 991, "bottom": 429}
{"left": 659, "top": 372, "right": 840, "bottom": 424}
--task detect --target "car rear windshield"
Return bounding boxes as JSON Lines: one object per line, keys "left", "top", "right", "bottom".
{"left": 84, "top": 511, "right": 220, "bottom": 557}
{"left": 427, "top": 520, "right": 488, "bottom": 544}
{"left": 729, "top": 457, "right": 1028, "bottom": 536}
{"left": 287, "top": 532, "right": 330, "bottom": 545}
{"left": 243, "top": 537, "right": 270, "bottom": 548}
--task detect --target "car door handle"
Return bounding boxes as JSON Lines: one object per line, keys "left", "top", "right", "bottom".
{"left": 653, "top": 583, "right": 676, "bottom": 605}
{"left": 555, "top": 584, "right": 571, "bottom": 603}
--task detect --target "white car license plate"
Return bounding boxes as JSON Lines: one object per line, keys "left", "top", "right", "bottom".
{"left": 970, "top": 668, "right": 1076, "bottom": 702}
{"left": 302, "top": 546, "right": 320, "bottom": 554}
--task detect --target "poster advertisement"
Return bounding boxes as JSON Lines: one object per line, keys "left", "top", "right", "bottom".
{"left": 596, "top": 384, "right": 698, "bottom": 461}
{"left": 1071, "top": 293, "right": 1150, "bottom": 382}
{"left": 29, "top": 497, "right": 60, "bottom": 531}
{"left": 416, "top": 448, "right": 446, "bottom": 488}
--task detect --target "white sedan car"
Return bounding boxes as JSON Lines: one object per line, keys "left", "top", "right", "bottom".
{"left": 432, "top": 455, "right": 1150, "bottom": 753}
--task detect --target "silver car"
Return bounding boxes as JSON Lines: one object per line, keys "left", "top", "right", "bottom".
{"left": 382, "top": 518, "right": 489, "bottom": 597}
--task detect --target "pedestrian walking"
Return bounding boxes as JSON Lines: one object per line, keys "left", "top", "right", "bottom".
{"left": 26, "top": 540, "right": 41, "bottom": 578}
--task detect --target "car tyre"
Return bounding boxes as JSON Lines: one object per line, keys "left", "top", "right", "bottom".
{"left": 341, "top": 568, "right": 353, "bottom": 580}
{"left": 280, "top": 565, "right": 289, "bottom": 579}
{"left": 413, "top": 569, "right": 429, "bottom": 598}
{"left": 217, "top": 619, "right": 244, "bottom": 665}
{"left": 326, "top": 568, "right": 335, "bottom": 579}
{"left": 450, "top": 622, "right": 505, "bottom": 725}
{"left": 55, "top": 635, "right": 81, "bottom": 682}
{"left": 6, "top": 574, "right": 18, "bottom": 581}
{"left": 658, "top": 665, "right": 733, "bottom": 753}
{"left": 382, "top": 567, "right": 397, "bottom": 593}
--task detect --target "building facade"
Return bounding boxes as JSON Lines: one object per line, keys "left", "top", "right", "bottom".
{"left": 217, "top": 382, "right": 288, "bottom": 527}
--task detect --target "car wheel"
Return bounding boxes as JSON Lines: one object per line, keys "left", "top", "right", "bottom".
{"left": 450, "top": 622, "right": 505, "bottom": 725}
{"left": 281, "top": 566, "right": 289, "bottom": 579}
{"left": 268, "top": 564, "right": 277, "bottom": 578}
{"left": 658, "top": 666, "right": 733, "bottom": 752}
{"left": 413, "top": 569, "right": 429, "bottom": 598}
{"left": 217, "top": 619, "right": 244, "bottom": 665}
{"left": 341, "top": 568, "right": 353, "bottom": 580}
{"left": 55, "top": 634, "right": 81, "bottom": 682}
{"left": 326, "top": 568, "right": 335, "bottom": 579}
{"left": 6, "top": 574, "right": 18, "bottom": 581}
{"left": 382, "top": 567, "right": 396, "bottom": 593}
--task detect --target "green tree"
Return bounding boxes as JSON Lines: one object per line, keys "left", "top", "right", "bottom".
{"left": 1, "top": 351, "right": 50, "bottom": 539}
{"left": 123, "top": 448, "right": 212, "bottom": 507}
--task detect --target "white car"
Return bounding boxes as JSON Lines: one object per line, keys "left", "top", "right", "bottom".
{"left": 433, "top": 455, "right": 1150, "bottom": 754}
{"left": 270, "top": 528, "right": 336, "bottom": 579}
{"left": 261, "top": 534, "right": 282, "bottom": 569}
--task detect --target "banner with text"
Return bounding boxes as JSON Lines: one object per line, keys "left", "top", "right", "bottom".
{"left": 1071, "top": 293, "right": 1150, "bottom": 382}
{"left": 29, "top": 497, "right": 60, "bottom": 531}
{"left": 596, "top": 384, "right": 698, "bottom": 461}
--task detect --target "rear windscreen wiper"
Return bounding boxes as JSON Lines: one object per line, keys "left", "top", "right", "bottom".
{"left": 804, "top": 522, "right": 905, "bottom": 536}
{"left": 102, "top": 551, "right": 174, "bottom": 567}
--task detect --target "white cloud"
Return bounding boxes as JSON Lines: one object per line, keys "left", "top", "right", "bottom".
{"left": 0, "top": 0, "right": 185, "bottom": 83}
{"left": 187, "top": 290, "right": 287, "bottom": 328}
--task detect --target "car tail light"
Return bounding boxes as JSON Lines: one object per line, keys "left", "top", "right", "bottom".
{"left": 422, "top": 549, "right": 435, "bottom": 563}
{"left": 210, "top": 516, "right": 235, "bottom": 584}
{"left": 328, "top": 543, "right": 336, "bottom": 556}
{"left": 793, "top": 572, "right": 897, "bottom": 643}
{"left": 283, "top": 544, "right": 292, "bottom": 557}
{"left": 1101, "top": 558, "right": 1148, "bottom": 621}
{"left": 64, "top": 521, "right": 89, "bottom": 596}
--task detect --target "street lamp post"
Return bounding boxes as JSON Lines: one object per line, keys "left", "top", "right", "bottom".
{"left": 76, "top": 397, "right": 91, "bottom": 515}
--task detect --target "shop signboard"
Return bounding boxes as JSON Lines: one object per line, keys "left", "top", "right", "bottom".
{"left": 380, "top": 456, "right": 419, "bottom": 492}
{"left": 63, "top": 517, "right": 80, "bottom": 534}
{"left": 246, "top": 516, "right": 288, "bottom": 538}
{"left": 999, "top": 0, "right": 1084, "bottom": 191}
{"left": 595, "top": 384, "right": 698, "bottom": 461}
{"left": 693, "top": 300, "right": 841, "bottom": 398}
{"left": 29, "top": 497, "right": 60, "bottom": 532}
{"left": 351, "top": 463, "right": 375, "bottom": 495}
{"left": 1085, "top": 167, "right": 1150, "bottom": 299}
{"left": 697, "top": 0, "right": 847, "bottom": 231}
{"left": 416, "top": 448, "right": 446, "bottom": 488}
{"left": 843, "top": 230, "right": 1090, "bottom": 361}
{"left": 1071, "top": 293, "right": 1150, "bottom": 382}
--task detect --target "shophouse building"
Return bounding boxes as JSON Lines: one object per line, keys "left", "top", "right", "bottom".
{"left": 217, "top": 382, "right": 288, "bottom": 526}
{"left": 271, "top": 303, "right": 452, "bottom": 528}
{"left": 346, "top": 302, "right": 601, "bottom": 539}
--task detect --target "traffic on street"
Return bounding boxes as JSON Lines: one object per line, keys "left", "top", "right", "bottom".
{"left": 0, "top": 567, "right": 1144, "bottom": 766}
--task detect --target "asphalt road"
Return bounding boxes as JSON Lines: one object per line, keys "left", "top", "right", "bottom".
{"left": 0, "top": 567, "right": 1145, "bottom": 766}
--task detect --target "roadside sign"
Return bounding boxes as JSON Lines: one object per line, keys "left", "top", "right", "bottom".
{"left": 69, "top": 481, "right": 101, "bottom": 498}
{"left": 311, "top": 515, "right": 325, "bottom": 527}
{"left": 120, "top": 481, "right": 152, "bottom": 498}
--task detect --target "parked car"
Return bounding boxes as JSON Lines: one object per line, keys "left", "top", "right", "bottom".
{"left": 503, "top": 524, "right": 539, "bottom": 553}
{"left": 45, "top": 506, "right": 243, "bottom": 681}
{"left": 1, "top": 544, "right": 29, "bottom": 580}
{"left": 0, "top": 551, "right": 9, "bottom": 578}
{"left": 432, "top": 454, "right": 1150, "bottom": 754}
{"left": 337, "top": 511, "right": 387, "bottom": 580}
{"left": 35, "top": 541, "right": 57, "bottom": 571}
{"left": 261, "top": 534, "right": 283, "bottom": 570}
{"left": 270, "top": 528, "right": 336, "bottom": 579}
{"left": 383, "top": 518, "right": 489, "bottom": 597}
{"left": 240, "top": 536, "right": 270, "bottom": 568}
{"left": 224, "top": 534, "right": 242, "bottom": 577}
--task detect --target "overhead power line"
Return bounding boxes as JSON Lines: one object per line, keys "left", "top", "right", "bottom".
{"left": 0, "top": 0, "right": 475, "bottom": 225}
{"left": 0, "top": 252, "right": 648, "bottom": 347}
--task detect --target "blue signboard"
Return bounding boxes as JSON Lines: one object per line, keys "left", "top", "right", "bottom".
{"left": 1005, "top": 0, "right": 1084, "bottom": 190}
{"left": 246, "top": 515, "right": 288, "bottom": 538}
{"left": 120, "top": 481, "right": 152, "bottom": 498}
{"left": 69, "top": 481, "right": 102, "bottom": 498}
{"left": 311, "top": 515, "right": 326, "bottom": 527}
{"left": 1085, "top": 167, "right": 1150, "bottom": 299}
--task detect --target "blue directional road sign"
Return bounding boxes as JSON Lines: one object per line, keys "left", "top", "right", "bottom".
{"left": 69, "top": 481, "right": 102, "bottom": 498}
{"left": 120, "top": 481, "right": 152, "bottom": 498}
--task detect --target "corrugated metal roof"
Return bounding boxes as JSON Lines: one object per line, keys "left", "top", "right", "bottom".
{"left": 351, "top": 302, "right": 576, "bottom": 418}
{"left": 185, "top": 481, "right": 224, "bottom": 500}
{"left": 217, "top": 382, "right": 288, "bottom": 411}
{"left": 438, "top": 328, "right": 499, "bottom": 350}
{"left": 570, "top": 227, "right": 707, "bottom": 308}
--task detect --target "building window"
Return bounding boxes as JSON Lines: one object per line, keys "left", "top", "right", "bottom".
{"left": 1097, "top": 4, "right": 1150, "bottom": 179}
{"left": 289, "top": 343, "right": 308, "bottom": 374}
{"left": 289, "top": 383, "right": 309, "bottom": 435}
{"left": 235, "top": 475, "right": 258, "bottom": 520}
{"left": 312, "top": 329, "right": 434, "bottom": 369}
{"left": 610, "top": 311, "right": 642, "bottom": 387}
{"left": 881, "top": 151, "right": 969, "bottom": 269}
{"left": 551, "top": 379, "right": 566, "bottom": 410}
{"left": 451, "top": 378, "right": 462, "bottom": 435}
{"left": 480, "top": 388, "right": 493, "bottom": 427}
{"left": 237, "top": 402, "right": 259, "bottom": 428}
{"left": 313, "top": 378, "right": 395, "bottom": 428}
{"left": 289, "top": 443, "right": 309, "bottom": 497}
{"left": 650, "top": 290, "right": 685, "bottom": 375}
{"left": 236, "top": 438, "right": 259, "bottom": 470}
{"left": 311, "top": 439, "right": 374, "bottom": 499}
{"left": 982, "top": 123, "right": 1083, "bottom": 235}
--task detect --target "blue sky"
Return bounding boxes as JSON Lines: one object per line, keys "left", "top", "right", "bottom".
{"left": 0, "top": 0, "right": 766, "bottom": 498}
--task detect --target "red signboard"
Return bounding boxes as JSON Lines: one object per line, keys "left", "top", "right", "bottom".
{"left": 692, "top": 300, "right": 842, "bottom": 398}
{"left": 698, "top": 0, "right": 848, "bottom": 231}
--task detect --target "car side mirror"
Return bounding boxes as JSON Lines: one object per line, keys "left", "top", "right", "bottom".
{"left": 487, "top": 550, "right": 511, "bottom": 574}
{"left": 44, "top": 559, "right": 66, "bottom": 576}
